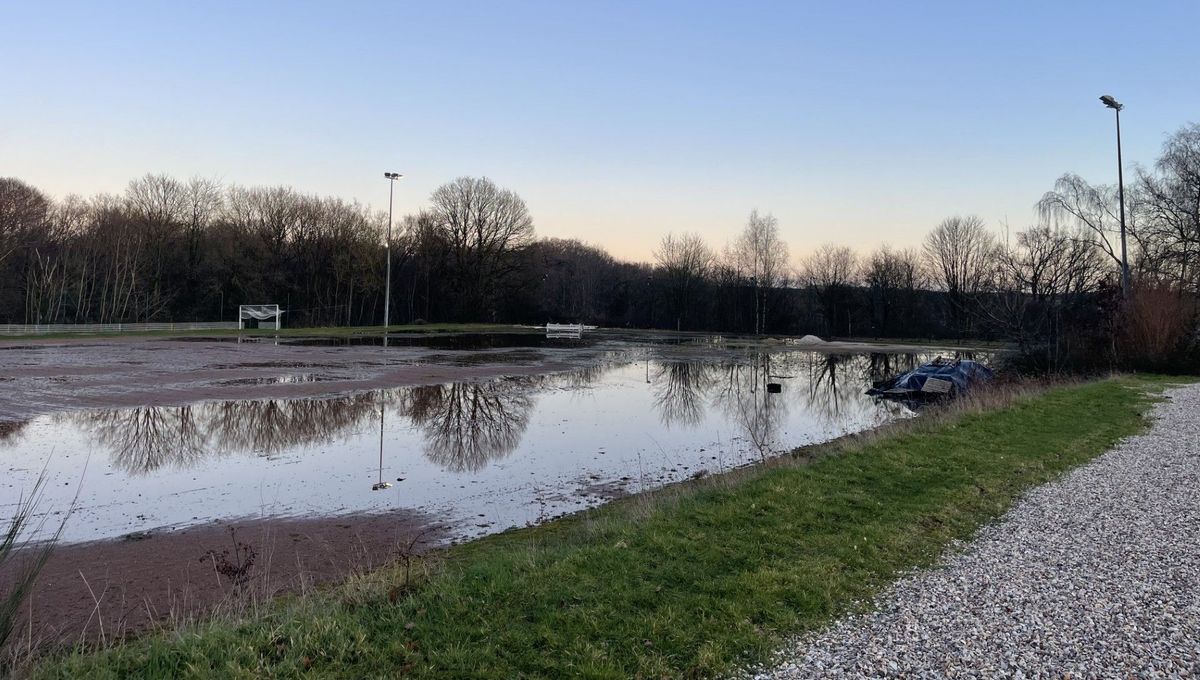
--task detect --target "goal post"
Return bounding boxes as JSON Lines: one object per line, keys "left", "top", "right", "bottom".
{"left": 238, "top": 304, "right": 282, "bottom": 330}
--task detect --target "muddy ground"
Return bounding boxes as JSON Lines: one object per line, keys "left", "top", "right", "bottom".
{"left": 0, "top": 510, "right": 443, "bottom": 653}
{"left": 0, "top": 334, "right": 613, "bottom": 424}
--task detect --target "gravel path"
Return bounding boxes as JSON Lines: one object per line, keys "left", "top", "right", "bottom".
{"left": 755, "top": 382, "right": 1200, "bottom": 679}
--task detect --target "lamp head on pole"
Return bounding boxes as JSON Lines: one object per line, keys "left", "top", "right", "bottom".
{"left": 383, "top": 172, "right": 403, "bottom": 180}
{"left": 1099, "top": 95, "right": 1123, "bottom": 111}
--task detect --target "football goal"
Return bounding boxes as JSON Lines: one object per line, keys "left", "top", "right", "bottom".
{"left": 238, "top": 304, "right": 283, "bottom": 330}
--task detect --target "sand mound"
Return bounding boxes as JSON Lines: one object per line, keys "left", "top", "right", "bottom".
{"left": 795, "top": 334, "right": 825, "bottom": 345}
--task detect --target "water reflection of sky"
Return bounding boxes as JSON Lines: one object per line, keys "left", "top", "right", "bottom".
{"left": 2, "top": 350, "right": 970, "bottom": 544}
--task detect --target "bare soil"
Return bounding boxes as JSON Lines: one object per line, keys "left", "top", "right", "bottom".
{"left": 1, "top": 510, "right": 444, "bottom": 650}
{"left": 0, "top": 336, "right": 606, "bottom": 423}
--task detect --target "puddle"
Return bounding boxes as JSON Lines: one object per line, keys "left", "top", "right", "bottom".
{"left": 2, "top": 349, "right": 981, "bottom": 545}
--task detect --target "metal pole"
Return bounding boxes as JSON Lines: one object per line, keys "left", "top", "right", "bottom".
{"left": 1114, "top": 108, "right": 1130, "bottom": 297}
{"left": 384, "top": 178, "right": 394, "bottom": 331}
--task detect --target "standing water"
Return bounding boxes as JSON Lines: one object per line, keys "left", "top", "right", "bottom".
{"left": 1, "top": 349, "right": 947, "bottom": 544}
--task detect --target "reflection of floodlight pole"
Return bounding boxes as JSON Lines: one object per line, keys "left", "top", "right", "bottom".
{"left": 372, "top": 401, "right": 392, "bottom": 491}
{"left": 382, "top": 172, "right": 403, "bottom": 340}
{"left": 1099, "top": 96, "right": 1130, "bottom": 297}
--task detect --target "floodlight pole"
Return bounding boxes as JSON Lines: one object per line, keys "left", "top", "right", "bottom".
{"left": 383, "top": 172, "right": 403, "bottom": 334}
{"left": 1100, "top": 96, "right": 1130, "bottom": 297}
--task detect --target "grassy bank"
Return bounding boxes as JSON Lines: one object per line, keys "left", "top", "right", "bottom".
{"left": 29, "top": 376, "right": 1185, "bottom": 678}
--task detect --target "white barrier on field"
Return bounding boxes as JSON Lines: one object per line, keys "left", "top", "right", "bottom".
{"left": 0, "top": 321, "right": 239, "bottom": 336}
{"left": 544, "top": 323, "right": 597, "bottom": 338}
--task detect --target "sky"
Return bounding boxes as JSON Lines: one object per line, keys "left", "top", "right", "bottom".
{"left": 3, "top": 0, "right": 1198, "bottom": 262}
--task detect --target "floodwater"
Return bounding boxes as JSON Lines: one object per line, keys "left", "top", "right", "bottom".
{"left": 3, "top": 348, "right": 968, "bottom": 545}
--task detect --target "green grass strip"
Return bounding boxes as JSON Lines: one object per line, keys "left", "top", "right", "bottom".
{"left": 31, "top": 375, "right": 1186, "bottom": 679}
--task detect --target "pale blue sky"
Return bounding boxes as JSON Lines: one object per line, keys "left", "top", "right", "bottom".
{"left": 3, "top": 1, "right": 1197, "bottom": 261}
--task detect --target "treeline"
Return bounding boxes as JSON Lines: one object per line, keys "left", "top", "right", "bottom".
{"left": 1, "top": 123, "right": 1197, "bottom": 370}
{"left": 0, "top": 176, "right": 385, "bottom": 326}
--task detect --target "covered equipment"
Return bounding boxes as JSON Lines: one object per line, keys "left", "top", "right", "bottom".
{"left": 867, "top": 357, "right": 993, "bottom": 400}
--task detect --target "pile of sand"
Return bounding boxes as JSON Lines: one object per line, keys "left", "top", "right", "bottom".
{"left": 795, "top": 334, "right": 826, "bottom": 345}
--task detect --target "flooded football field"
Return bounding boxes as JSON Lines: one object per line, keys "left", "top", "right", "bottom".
{"left": 3, "top": 345, "right": 957, "bottom": 544}
{"left": 0, "top": 332, "right": 990, "bottom": 643}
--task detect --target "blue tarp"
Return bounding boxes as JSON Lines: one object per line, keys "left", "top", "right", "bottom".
{"left": 867, "top": 358, "right": 994, "bottom": 399}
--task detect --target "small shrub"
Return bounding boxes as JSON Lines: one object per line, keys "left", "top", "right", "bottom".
{"left": 200, "top": 527, "right": 257, "bottom": 588}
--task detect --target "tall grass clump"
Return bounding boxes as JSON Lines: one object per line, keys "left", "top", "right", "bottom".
{"left": 1, "top": 475, "right": 68, "bottom": 672}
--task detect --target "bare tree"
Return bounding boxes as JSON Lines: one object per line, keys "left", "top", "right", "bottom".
{"left": 1037, "top": 174, "right": 1139, "bottom": 281}
{"left": 924, "top": 215, "right": 997, "bottom": 334}
{"left": 799, "top": 243, "right": 858, "bottom": 336}
{"left": 862, "top": 245, "right": 925, "bottom": 336}
{"left": 529, "top": 238, "right": 617, "bottom": 323}
{"left": 0, "top": 178, "right": 50, "bottom": 268}
{"left": 981, "top": 224, "right": 1113, "bottom": 370}
{"left": 654, "top": 232, "right": 714, "bottom": 330}
{"left": 1137, "top": 123, "right": 1200, "bottom": 291}
{"left": 731, "top": 210, "right": 789, "bottom": 334}
{"left": 429, "top": 177, "right": 535, "bottom": 319}
{"left": 182, "top": 178, "right": 223, "bottom": 276}
{"left": 1000, "top": 225, "right": 1104, "bottom": 300}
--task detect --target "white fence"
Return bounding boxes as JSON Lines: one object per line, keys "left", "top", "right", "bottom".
{"left": 0, "top": 321, "right": 239, "bottom": 336}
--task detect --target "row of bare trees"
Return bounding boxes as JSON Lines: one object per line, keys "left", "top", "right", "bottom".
{"left": 642, "top": 123, "right": 1198, "bottom": 369}
{"left": 652, "top": 211, "right": 790, "bottom": 333}
{"left": 0, "top": 175, "right": 383, "bottom": 325}
{"left": 0, "top": 175, "right": 538, "bottom": 326}
{"left": 2, "top": 123, "right": 1197, "bottom": 367}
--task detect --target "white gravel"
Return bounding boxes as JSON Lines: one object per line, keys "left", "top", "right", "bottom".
{"left": 754, "top": 382, "right": 1200, "bottom": 679}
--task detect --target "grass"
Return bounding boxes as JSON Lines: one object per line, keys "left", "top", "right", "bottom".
{"left": 3, "top": 474, "right": 69, "bottom": 675}
{"left": 7, "top": 323, "right": 535, "bottom": 341}
{"left": 28, "top": 374, "right": 1190, "bottom": 679}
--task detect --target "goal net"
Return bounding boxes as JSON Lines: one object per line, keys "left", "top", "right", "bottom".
{"left": 238, "top": 304, "right": 282, "bottom": 330}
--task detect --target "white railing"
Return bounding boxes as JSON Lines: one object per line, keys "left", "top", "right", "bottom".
{"left": 0, "top": 321, "right": 239, "bottom": 336}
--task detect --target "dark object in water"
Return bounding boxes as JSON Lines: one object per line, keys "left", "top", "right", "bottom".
{"left": 867, "top": 358, "right": 993, "bottom": 401}
{"left": 766, "top": 383, "right": 782, "bottom": 393}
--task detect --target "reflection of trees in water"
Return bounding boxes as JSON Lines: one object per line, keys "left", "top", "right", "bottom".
{"left": 652, "top": 361, "right": 715, "bottom": 426}
{"left": 866, "top": 352, "right": 920, "bottom": 385}
{"left": 802, "top": 353, "right": 855, "bottom": 420}
{"left": 710, "top": 354, "right": 787, "bottom": 458}
{"left": 70, "top": 350, "right": 942, "bottom": 476}
{"left": 802, "top": 352, "right": 920, "bottom": 427}
{"left": 83, "top": 407, "right": 209, "bottom": 474}
{"left": 404, "top": 379, "right": 534, "bottom": 472}
{"left": 0, "top": 419, "right": 31, "bottom": 446}
{"left": 206, "top": 392, "right": 385, "bottom": 453}
{"left": 76, "top": 392, "right": 397, "bottom": 475}
{"left": 548, "top": 363, "right": 608, "bottom": 389}
{"left": 73, "top": 376, "right": 539, "bottom": 476}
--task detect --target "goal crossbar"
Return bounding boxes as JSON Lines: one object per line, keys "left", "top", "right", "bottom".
{"left": 238, "top": 304, "right": 282, "bottom": 330}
